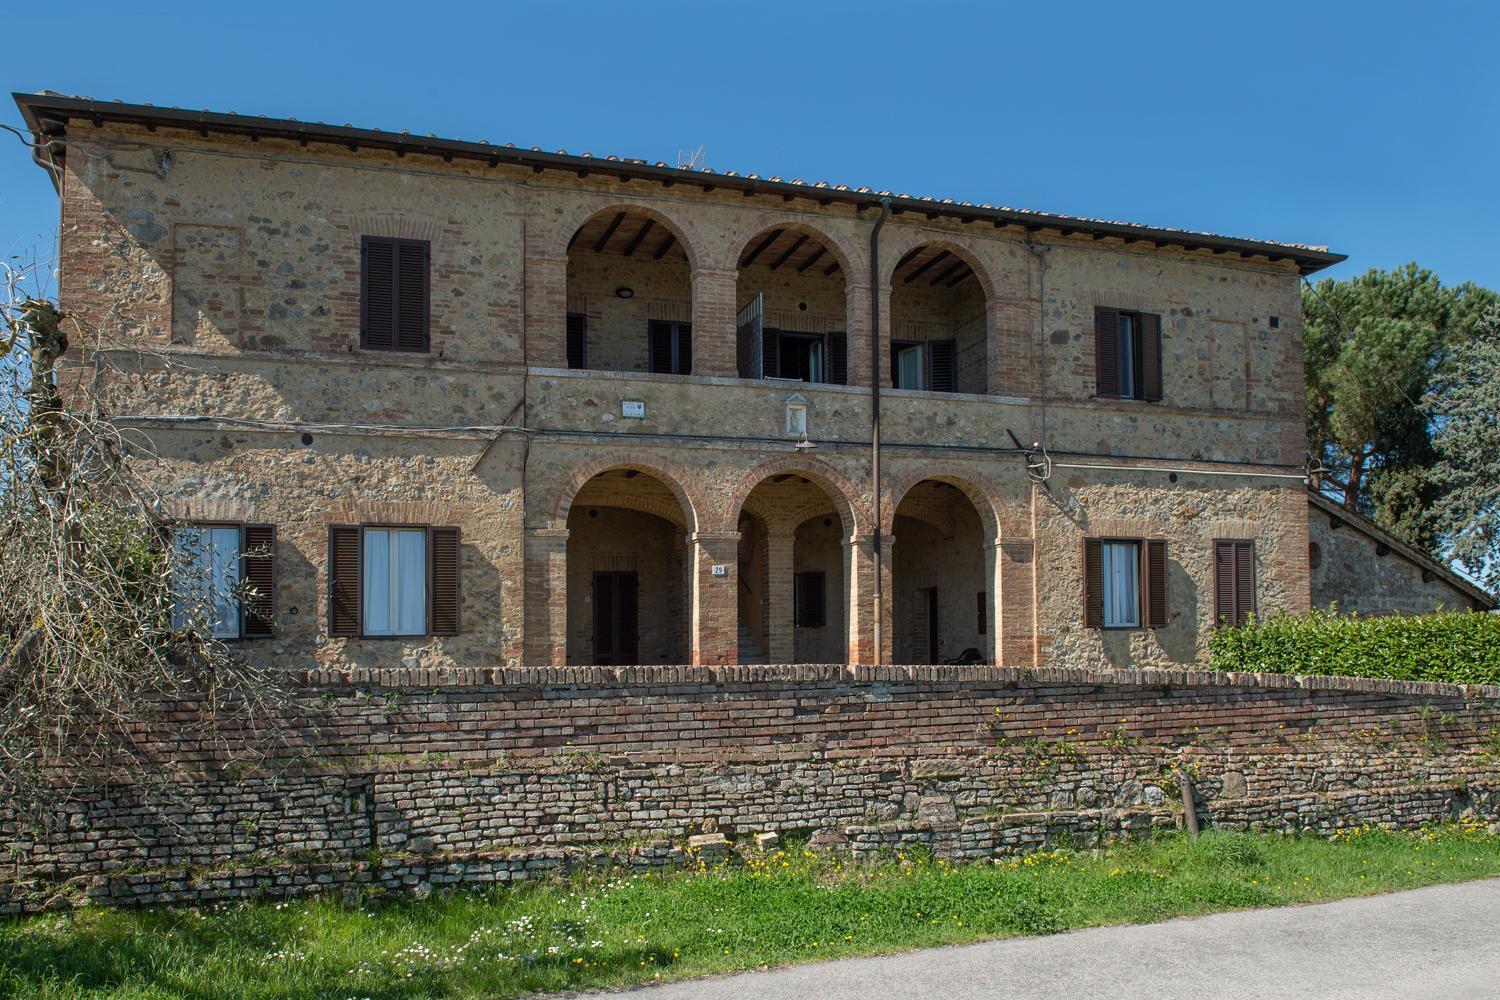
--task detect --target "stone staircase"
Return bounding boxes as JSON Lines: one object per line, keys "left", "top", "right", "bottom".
{"left": 737, "top": 625, "right": 767, "bottom": 664}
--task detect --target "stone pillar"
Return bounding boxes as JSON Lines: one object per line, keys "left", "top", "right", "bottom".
{"left": 525, "top": 253, "right": 568, "bottom": 369}
{"left": 766, "top": 525, "right": 796, "bottom": 663}
{"left": 845, "top": 532, "right": 892, "bottom": 664}
{"left": 524, "top": 527, "right": 569, "bottom": 665}
{"left": 690, "top": 530, "right": 740, "bottom": 665}
{"left": 691, "top": 268, "right": 740, "bottom": 378}
{"left": 997, "top": 537, "right": 1036, "bottom": 667}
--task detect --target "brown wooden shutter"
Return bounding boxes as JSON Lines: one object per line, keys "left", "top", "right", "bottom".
{"left": 328, "top": 525, "right": 362, "bottom": 637}
{"left": 241, "top": 524, "right": 276, "bottom": 638}
{"left": 977, "top": 591, "right": 987, "bottom": 634}
{"left": 676, "top": 322, "right": 692, "bottom": 375}
{"left": 1215, "top": 540, "right": 1256, "bottom": 627}
{"left": 648, "top": 320, "right": 674, "bottom": 374}
{"left": 827, "top": 331, "right": 848, "bottom": 385}
{"left": 361, "top": 237, "right": 396, "bottom": 350}
{"left": 395, "top": 240, "right": 430, "bottom": 352}
{"left": 566, "top": 313, "right": 588, "bottom": 369}
{"left": 762, "top": 328, "right": 781, "bottom": 379}
{"left": 1146, "top": 539, "right": 1168, "bottom": 628}
{"left": 1234, "top": 541, "right": 1256, "bottom": 624}
{"left": 1094, "top": 307, "right": 1120, "bottom": 398}
{"left": 1082, "top": 538, "right": 1103, "bottom": 628}
{"left": 429, "top": 526, "right": 461, "bottom": 636}
{"left": 1140, "top": 312, "right": 1163, "bottom": 401}
{"left": 927, "top": 339, "right": 957, "bottom": 392}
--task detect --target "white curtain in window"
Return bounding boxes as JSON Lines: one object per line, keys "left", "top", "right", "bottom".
{"left": 363, "top": 529, "right": 393, "bottom": 635}
{"left": 363, "top": 528, "right": 426, "bottom": 636}
{"left": 396, "top": 529, "right": 426, "bottom": 634}
{"left": 173, "top": 526, "right": 240, "bottom": 638}
{"left": 1101, "top": 541, "right": 1140, "bottom": 628}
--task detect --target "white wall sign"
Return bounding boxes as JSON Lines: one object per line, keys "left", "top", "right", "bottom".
{"left": 621, "top": 400, "right": 646, "bottom": 419}
{"left": 711, "top": 564, "right": 728, "bottom": 577}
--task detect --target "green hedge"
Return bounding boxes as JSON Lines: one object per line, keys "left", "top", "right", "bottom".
{"left": 1207, "top": 608, "right": 1500, "bottom": 685}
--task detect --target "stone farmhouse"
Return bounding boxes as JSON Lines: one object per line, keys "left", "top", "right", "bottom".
{"left": 15, "top": 93, "right": 1491, "bottom": 673}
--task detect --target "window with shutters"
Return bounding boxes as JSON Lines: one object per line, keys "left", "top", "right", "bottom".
{"left": 1094, "top": 307, "right": 1162, "bottom": 401}
{"left": 1214, "top": 539, "right": 1257, "bottom": 628}
{"left": 171, "top": 523, "right": 275, "bottom": 639}
{"left": 794, "top": 571, "right": 827, "bottom": 628}
{"left": 1083, "top": 536, "right": 1168, "bottom": 630}
{"left": 647, "top": 320, "right": 692, "bottom": 375}
{"left": 361, "top": 235, "right": 430, "bottom": 353}
{"left": 327, "top": 524, "right": 461, "bottom": 639}
{"left": 891, "top": 339, "right": 958, "bottom": 392}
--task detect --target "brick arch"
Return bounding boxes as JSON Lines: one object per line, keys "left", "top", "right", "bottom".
{"left": 551, "top": 454, "right": 704, "bottom": 534}
{"left": 729, "top": 217, "right": 863, "bottom": 277}
{"left": 883, "top": 468, "right": 1002, "bottom": 541}
{"left": 725, "top": 457, "right": 872, "bottom": 536}
{"left": 879, "top": 233, "right": 999, "bottom": 302}
{"left": 550, "top": 200, "right": 711, "bottom": 271}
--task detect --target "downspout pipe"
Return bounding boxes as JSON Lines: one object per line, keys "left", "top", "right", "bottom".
{"left": 869, "top": 197, "right": 891, "bottom": 663}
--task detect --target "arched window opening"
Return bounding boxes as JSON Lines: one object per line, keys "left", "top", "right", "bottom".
{"left": 735, "top": 228, "right": 849, "bottom": 385}
{"left": 566, "top": 210, "right": 693, "bottom": 375}
{"left": 889, "top": 245, "right": 987, "bottom": 394}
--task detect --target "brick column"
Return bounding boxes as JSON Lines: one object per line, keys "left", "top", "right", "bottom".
{"left": 844, "top": 282, "right": 873, "bottom": 386}
{"left": 691, "top": 268, "right": 739, "bottom": 378}
{"left": 766, "top": 525, "right": 795, "bottom": 663}
{"left": 988, "top": 296, "right": 1036, "bottom": 397}
{"left": 524, "top": 527, "right": 569, "bottom": 665}
{"left": 525, "top": 253, "right": 568, "bottom": 368}
{"left": 690, "top": 530, "right": 740, "bottom": 665}
{"left": 845, "top": 532, "right": 892, "bottom": 664}
{"left": 997, "top": 538, "right": 1036, "bottom": 667}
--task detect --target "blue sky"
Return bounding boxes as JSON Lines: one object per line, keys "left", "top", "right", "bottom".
{"left": 3, "top": 1, "right": 1497, "bottom": 291}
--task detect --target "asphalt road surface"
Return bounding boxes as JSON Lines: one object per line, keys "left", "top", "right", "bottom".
{"left": 579, "top": 879, "right": 1500, "bottom": 1000}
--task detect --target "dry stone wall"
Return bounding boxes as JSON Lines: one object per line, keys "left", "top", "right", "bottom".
{"left": 4, "top": 666, "right": 1497, "bottom": 913}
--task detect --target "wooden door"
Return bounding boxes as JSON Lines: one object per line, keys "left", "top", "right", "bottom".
{"left": 592, "top": 571, "right": 639, "bottom": 665}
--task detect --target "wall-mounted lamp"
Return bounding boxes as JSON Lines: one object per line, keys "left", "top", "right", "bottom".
{"left": 615, "top": 286, "right": 634, "bottom": 299}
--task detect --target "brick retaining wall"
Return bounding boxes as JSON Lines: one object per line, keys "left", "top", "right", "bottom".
{"left": 4, "top": 666, "right": 1497, "bottom": 913}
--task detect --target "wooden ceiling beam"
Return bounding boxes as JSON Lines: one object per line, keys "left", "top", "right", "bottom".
{"left": 622, "top": 218, "right": 656, "bottom": 257}
{"left": 903, "top": 249, "right": 950, "bottom": 283}
{"left": 653, "top": 233, "right": 677, "bottom": 261}
{"left": 769, "top": 234, "right": 809, "bottom": 271}
{"left": 593, "top": 212, "right": 626, "bottom": 253}
{"left": 741, "top": 229, "right": 784, "bottom": 268}
{"left": 930, "top": 260, "right": 967, "bottom": 286}
{"left": 796, "top": 245, "right": 828, "bottom": 273}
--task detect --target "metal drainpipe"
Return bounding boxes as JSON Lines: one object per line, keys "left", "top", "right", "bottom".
{"left": 869, "top": 197, "right": 891, "bottom": 664}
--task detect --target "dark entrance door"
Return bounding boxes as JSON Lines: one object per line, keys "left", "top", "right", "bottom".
{"left": 592, "top": 571, "right": 639, "bottom": 665}
{"left": 925, "top": 587, "right": 940, "bottom": 663}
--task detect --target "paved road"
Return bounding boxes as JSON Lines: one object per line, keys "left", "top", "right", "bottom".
{"left": 580, "top": 879, "right": 1500, "bottom": 1000}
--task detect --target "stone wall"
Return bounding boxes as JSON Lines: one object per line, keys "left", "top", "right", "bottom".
{"left": 4, "top": 665, "right": 1497, "bottom": 913}
{"left": 1308, "top": 502, "right": 1488, "bottom": 616}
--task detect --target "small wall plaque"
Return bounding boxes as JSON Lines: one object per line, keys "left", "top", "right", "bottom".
{"left": 621, "top": 400, "right": 646, "bottom": 419}
{"left": 711, "top": 564, "right": 728, "bottom": 577}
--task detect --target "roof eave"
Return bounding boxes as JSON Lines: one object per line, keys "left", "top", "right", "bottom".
{"left": 11, "top": 92, "right": 1349, "bottom": 276}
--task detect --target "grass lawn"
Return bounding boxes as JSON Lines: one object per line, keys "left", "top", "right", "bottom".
{"left": 4, "top": 823, "right": 1499, "bottom": 999}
